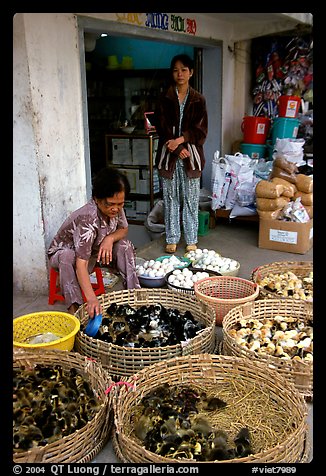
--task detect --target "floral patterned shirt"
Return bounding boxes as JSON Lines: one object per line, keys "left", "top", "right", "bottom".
{"left": 48, "top": 198, "right": 128, "bottom": 261}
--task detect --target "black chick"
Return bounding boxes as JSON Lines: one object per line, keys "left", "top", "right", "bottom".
{"left": 234, "top": 427, "right": 252, "bottom": 457}
{"left": 208, "top": 430, "right": 230, "bottom": 461}
{"left": 203, "top": 396, "right": 227, "bottom": 411}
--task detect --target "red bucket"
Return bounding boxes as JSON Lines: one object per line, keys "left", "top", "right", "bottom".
{"left": 241, "top": 116, "right": 270, "bottom": 144}
{"left": 278, "top": 95, "right": 301, "bottom": 118}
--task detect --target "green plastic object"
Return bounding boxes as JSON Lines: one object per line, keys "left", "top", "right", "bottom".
{"left": 198, "top": 211, "right": 210, "bottom": 236}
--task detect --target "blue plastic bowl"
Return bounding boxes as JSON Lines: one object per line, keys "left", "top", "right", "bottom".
{"left": 84, "top": 313, "right": 103, "bottom": 337}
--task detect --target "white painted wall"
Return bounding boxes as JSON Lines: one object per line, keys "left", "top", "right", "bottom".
{"left": 13, "top": 12, "right": 312, "bottom": 294}
{"left": 13, "top": 13, "right": 87, "bottom": 293}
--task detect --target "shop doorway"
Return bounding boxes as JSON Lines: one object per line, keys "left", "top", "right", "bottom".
{"left": 79, "top": 21, "right": 222, "bottom": 196}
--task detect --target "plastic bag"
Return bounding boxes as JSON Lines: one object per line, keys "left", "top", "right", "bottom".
{"left": 145, "top": 200, "right": 165, "bottom": 233}
{"left": 273, "top": 138, "right": 305, "bottom": 166}
{"left": 224, "top": 153, "right": 253, "bottom": 209}
{"left": 211, "top": 152, "right": 231, "bottom": 210}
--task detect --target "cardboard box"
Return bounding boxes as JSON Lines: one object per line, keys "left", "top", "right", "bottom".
{"left": 258, "top": 219, "right": 313, "bottom": 254}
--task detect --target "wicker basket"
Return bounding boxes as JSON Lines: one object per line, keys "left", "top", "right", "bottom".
{"left": 13, "top": 311, "right": 80, "bottom": 351}
{"left": 13, "top": 349, "right": 113, "bottom": 463}
{"left": 222, "top": 299, "right": 313, "bottom": 400}
{"left": 74, "top": 288, "right": 216, "bottom": 378}
{"left": 251, "top": 261, "right": 313, "bottom": 301}
{"left": 112, "top": 354, "right": 309, "bottom": 463}
{"left": 194, "top": 276, "right": 259, "bottom": 326}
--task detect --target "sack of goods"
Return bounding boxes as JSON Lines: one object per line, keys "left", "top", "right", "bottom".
{"left": 256, "top": 156, "right": 313, "bottom": 222}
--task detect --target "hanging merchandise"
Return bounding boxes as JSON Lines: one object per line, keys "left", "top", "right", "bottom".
{"left": 251, "top": 35, "right": 313, "bottom": 120}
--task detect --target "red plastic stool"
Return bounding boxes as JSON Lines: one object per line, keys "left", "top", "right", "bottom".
{"left": 48, "top": 266, "right": 106, "bottom": 305}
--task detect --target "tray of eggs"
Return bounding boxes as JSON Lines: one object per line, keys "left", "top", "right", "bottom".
{"left": 165, "top": 267, "right": 221, "bottom": 294}
{"left": 185, "top": 248, "right": 240, "bottom": 276}
{"left": 136, "top": 255, "right": 191, "bottom": 288}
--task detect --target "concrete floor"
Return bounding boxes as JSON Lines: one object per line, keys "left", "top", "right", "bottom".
{"left": 13, "top": 219, "right": 313, "bottom": 463}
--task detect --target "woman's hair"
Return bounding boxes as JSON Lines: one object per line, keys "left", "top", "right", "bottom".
{"left": 170, "top": 54, "right": 194, "bottom": 73}
{"left": 92, "top": 167, "right": 130, "bottom": 199}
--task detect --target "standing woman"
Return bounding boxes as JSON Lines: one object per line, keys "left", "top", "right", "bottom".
{"left": 155, "top": 54, "right": 208, "bottom": 254}
{"left": 48, "top": 167, "right": 140, "bottom": 318}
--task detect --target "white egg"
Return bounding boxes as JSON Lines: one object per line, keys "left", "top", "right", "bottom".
{"left": 162, "top": 258, "right": 170, "bottom": 264}
{"left": 184, "top": 280, "right": 193, "bottom": 288}
{"left": 148, "top": 270, "right": 156, "bottom": 277}
{"left": 173, "top": 269, "right": 182, "bottom": 275}
{"left": 137, "top": 266, "right": 145, "bottom": 276}
{"left": 168, "top": 275, "right": 176, "bottom": 284}
{"left": 191, "top": 275, "right": 198, "bottom": 282}
{"left": 149, "top": 259, "right": 155, "bottom": 266}
{"left": 156, "top": 269, "right": 165, "bottom": 277}
{"left": 182, "top": 267, "right": 191, "bottom": 275}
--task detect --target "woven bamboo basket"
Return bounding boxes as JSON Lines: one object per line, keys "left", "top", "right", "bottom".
{"left": 112, "top": 354, "right": 309, "bottom": 463}
{"left": 194, "top": 276, "right": 259, "bottom": 325}
{"left": 222, "top": 299, "right": 313, "bottom": 400}
{"left": 251, "top": 261, "right": 313, "bottom": 301}
{"left": 74, "top": 288, "right": 216, "bottom": 378}
{"left": 13, "top": 349, "right": 113, "bottom": 463}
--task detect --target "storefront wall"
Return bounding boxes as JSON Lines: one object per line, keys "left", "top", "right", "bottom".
{"left": 13, "top": 12, "right": 312, "bottom": 294}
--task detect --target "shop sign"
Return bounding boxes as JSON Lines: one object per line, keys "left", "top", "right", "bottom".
{"left": 115, "top": 13, "right": 197, "bottom": 36}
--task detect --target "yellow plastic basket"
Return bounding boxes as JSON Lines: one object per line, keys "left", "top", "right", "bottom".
{"left": 13, "top": 311, "right": 80, "bottom": 351}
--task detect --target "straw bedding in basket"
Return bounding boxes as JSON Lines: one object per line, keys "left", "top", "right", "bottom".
{"left": 112, "top": 354, "right": 309, "bottom": 463}
{"left": 74, "top": 288, "right": 216, "bottom": 378}
{"left": 222, "top": 299, "right": 313, "bottom": 400}
{"left": 13, "top": 349, "right": 112, "bottom": 463}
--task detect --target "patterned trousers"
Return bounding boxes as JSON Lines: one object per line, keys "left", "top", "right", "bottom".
{"left": 161, "top": 159, "right": 200, "bottom": 245}
{"left": 48, "top": 239, "right": 140, "bottom": 308}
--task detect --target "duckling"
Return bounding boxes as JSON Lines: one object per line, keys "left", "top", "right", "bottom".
{"left": 234, "top": 427, "right": 252, "bottom": 457}
{"left": 191, "top": 416, "right": 213, "bottom": 437}
{"left": 208, "top": 430, "right": 229, "bottom": 461}
{"left": 203, "top": 396, "right": 227, "bottom": 411}
{"left": 135, "top": 414, "right": 154, "bottom": 441}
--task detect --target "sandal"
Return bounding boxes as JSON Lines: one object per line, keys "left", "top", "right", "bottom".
{"left": 186, "top": 244, "right": 197, "bottom": 252}
{"left": 165, "top": 244, "right": 177, "bottom": 253}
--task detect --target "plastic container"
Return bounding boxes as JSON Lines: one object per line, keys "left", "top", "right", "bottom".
{"left": 13, "top": 311, "right": 80, "bottom": 351}
{"left": 198, "top": 210, "right": 210, "bottom": 236}
{"left": 278, "top": 95, "right": 301, "bottom": 118}
{"left": 241, "top": 116, "right": 270, "bottom": 144}
{"left": 271, "top": 117, "right": 300, "bottom": 145}
{"left": 240, "top": 143, "right": 267, "bottom": 159}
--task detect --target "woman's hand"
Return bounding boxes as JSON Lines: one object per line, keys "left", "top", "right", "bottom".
{"left": 97, "top": 234, "right": 114, "bottom": 264}
{"left": 86, "top": 295, "right": 102, "bottom": 319}
{"left": 178, "top": 148, "right": 190, "bottom": 159}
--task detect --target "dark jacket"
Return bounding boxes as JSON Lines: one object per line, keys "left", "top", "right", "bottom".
{"left": 154, "top": 85, "right": 208, "bottom": 179}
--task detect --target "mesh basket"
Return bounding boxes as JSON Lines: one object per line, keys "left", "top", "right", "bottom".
{"left": 222, "top": 299, "right": 313, "bottom": 400}
{"left": 251, "top": 261, "right": 313, "bottom": 301}
{"left": 13, "top": 312, "right": 80, "bottom": 351}
{"left": 194, "top": 276, "right": 259, "bottom": 325}
{"left": 13, "top": 349, "right": 112, "bottom": 463}
{"left": 74, "top": 288, "right": 216, "bottom": 378}
{"left": 112, "top": 354, "right": 309, "bottom": 463}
